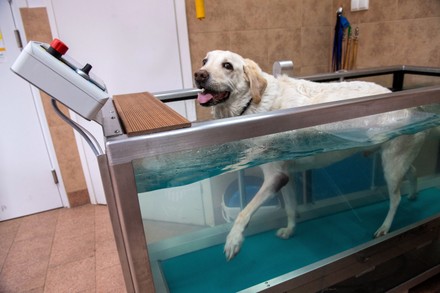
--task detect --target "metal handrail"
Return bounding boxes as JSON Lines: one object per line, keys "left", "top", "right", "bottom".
{"left": 106, "top": 84, "right": 440, "bottom": 165}
{"left": 151, "top": 65, "right": 440, "bottom": 103}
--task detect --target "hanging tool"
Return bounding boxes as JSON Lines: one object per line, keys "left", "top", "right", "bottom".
{"left": 342, "top": 26, "right": 352, "bottom": 70}
{"left": 195, "top": 0, "right": 205, "bottom": 20}
{"left": 350, "top": 27, "right": 359, "bottom": 70}
{"left": 332, "top": 7, "right": 350, "bottom": 72}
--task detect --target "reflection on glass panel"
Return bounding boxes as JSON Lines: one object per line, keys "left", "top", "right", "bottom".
{"left": 134, "top": 107, "right": 440, "bottom": 292}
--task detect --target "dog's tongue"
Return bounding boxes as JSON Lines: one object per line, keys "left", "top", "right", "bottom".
{"left": 197, "top": 92, "right": 213, "bottom": 104}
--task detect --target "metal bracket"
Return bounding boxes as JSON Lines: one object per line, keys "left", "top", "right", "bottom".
{"left": 97, "top": 98, "right": 124, "bottom": 137}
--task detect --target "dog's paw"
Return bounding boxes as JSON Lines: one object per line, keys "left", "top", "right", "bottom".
{"left": 374, "top": 226, "right": 389, "bottom": 238}
{"left": 276, "top": 227, "right": 294, "bottom": 239}
{"left": 224, "top": 230, "right": 244, "bottom": 261}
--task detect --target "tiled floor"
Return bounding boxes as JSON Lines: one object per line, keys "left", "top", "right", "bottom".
{"left": 2, "top": 204, "right": 440, "bottom": 293}
{"left": 0, "top": 204, "right": 126, "bottom": 293}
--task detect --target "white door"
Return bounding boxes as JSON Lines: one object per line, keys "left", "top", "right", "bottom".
{"left": 46, "top": 0, "right": 194, "bottom": 204}
{"left": 0, "top": 0, "right": 64, "bottom": 221}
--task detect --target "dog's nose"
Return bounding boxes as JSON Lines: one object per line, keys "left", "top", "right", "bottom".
{"left": 194, "top": 69, "right": 209, "bottom": 84}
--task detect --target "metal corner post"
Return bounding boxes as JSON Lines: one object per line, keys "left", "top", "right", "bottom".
{"left": 97, "top": 154, "right": 155, "bottom": 292}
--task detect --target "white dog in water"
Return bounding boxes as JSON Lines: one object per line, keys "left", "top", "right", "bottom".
{"left": 194, "top": 50, "right": 427, "bottom": 261}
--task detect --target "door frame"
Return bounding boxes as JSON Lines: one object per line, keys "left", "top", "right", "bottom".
{"left": 7, "top": 0, "right": 69, "bottom": 208}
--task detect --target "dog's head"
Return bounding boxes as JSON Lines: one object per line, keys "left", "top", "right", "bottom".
{"left": 194, "top": 50, "right": 267, "bottom": 112}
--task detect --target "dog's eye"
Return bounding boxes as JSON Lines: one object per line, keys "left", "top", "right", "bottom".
{"left": 202, "top": 58, "right": 208, "bottom": 66}
{"left": 223, "top": 62, "right": 234, "bottom": 71}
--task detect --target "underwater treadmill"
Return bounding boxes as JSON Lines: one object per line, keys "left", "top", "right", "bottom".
{"left": 102, "top": 66, "right": 440, "bottom": 293}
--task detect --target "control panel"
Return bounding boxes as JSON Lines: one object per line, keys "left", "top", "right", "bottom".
{"left": 11, "top": 39, "right": 109, "bottom": 121}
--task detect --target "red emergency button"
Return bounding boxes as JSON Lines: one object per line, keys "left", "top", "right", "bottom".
{"left": 47, "top": 39, "right": 68, "bottom": 59}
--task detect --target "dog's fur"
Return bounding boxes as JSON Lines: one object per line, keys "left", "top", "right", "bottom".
{"left": 194, "top": 50, "right": 427, "bottom": 261}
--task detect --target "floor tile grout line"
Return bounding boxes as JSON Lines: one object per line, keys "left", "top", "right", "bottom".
{"left": 0, "top": 218, "right": 22, "bottom": 276}
{"left": 42, "top": 208, "right": 60, "bottom": 293}
{"left": 43, "top": 206, "right": 98, "bottom": 292}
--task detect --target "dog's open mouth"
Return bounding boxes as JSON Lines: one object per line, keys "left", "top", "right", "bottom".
{"left": 197, "top": 88, "right": 230, "bottom": 106}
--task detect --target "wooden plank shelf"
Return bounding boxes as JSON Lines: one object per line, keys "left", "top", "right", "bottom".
{"left": 113, "top": 92, "right": 191, "bottom": 136}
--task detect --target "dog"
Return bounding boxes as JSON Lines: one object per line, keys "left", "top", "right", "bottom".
{"left": 194, "top": 50, "right": 427, "bottom": 261}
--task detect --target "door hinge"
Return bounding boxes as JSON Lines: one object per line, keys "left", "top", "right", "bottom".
{"left": 14, "top": 29, "right": 23, "bottom": 50}
{"left": 51, "top": 169, "right": 59, "bottom": 184}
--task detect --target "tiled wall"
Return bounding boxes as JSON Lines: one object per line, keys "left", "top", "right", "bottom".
{"left": 20, "top": 8, "right": 90, "bottom": 207}
{"left": 18, "top": 2, "right": 439, "bottom": 198}
{"left": 185, "top": 0, "right": 440, "bottom": 119}
{"left": 339, "top": 0, "right": 440, "bottom": 68}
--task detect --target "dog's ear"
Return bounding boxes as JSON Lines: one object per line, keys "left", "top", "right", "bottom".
{"left": 243, "top": 59, "right": 267, "bottom": 104}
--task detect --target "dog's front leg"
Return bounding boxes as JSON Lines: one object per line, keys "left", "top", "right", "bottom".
{"left": 224, "top": 164, "right": 289, "bottom": 260}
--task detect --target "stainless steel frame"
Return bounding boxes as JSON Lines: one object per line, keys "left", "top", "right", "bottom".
{"left": 98, "top": 66, "right": 440, "bottom": 292}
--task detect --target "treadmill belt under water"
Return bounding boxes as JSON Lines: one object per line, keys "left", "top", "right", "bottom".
{"left": 160, "top": 187, "right": 440, "bottom": 292}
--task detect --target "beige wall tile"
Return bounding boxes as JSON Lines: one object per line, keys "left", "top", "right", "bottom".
{"left": 392, "top": 18, "right": 440, "bottom": 66}
{"left": 356, "top": 22, "right": 396, "bottom": 68}
{"left": 228, "top": 0, "right": 269, "bottom": 31}
{"left": 267, "top": 0, "right": 302, "bottom": 29}
{"left": 301, "top": 26, "right": 332, "bottom": 68}
{"left": 39, "top": 92, "right": 68, "bottom": 128}
{"left": 398, "top": 0, "right": 440, "bottom": 19}
{"left": 301, "top": 65, "right": 331, "bottom": 76}
{"left": 51, "top": 124, "right": 88, "bottom": 193}
{"left": 230, "top": 30, "right": 269, "bottom": 71}
{"left": 357, "top": 0, "right": 398, "bottom": 23}
{"left": 68, "top": 189, "right": 91, "bottom": 207}
{"left": 267, "top": 29, "right": 301, "bottom": 71}
{"left": 19, "top": 8, "right": 52, "bottom": 43}
{"left": 302, "top": 0, "right": 333, "bottom": 27}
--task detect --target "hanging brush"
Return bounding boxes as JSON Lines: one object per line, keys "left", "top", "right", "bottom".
{"left": 332, "top": 7, "right": 350, "bottom": 72}
{"left": 342, "top": 26, "right": 352, "bottom": 70}
{"left": 350, "top": 27, "right": 359, "bottom": 70}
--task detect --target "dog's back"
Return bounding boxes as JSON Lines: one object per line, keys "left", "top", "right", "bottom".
{"left": 263, "top": 73, "right": 391, "bottom": 111}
